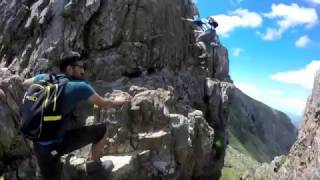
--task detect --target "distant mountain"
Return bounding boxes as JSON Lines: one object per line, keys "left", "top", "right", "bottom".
{"left": 242, "top": 69, "right": 320, "bottom": 180}
{"left": 221, "top": 87, "right": 298, "bottom": 180}
{"left": 287, "top": 113, "right": 302, "bottom": 128}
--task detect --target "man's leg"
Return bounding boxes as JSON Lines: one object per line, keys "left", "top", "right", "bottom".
{"left": 197, "top": 41, "right": 208, "bottom": 59}
{"left": 207, "top": 45, "right": 214, "bottom": 77}
{"left": 58, "top": 123, "right": 107, "bottom": 156}
{"left": 57, "top": 123, "right": 114, "bottom": 178}
{"left": 33, "top": 143, "right": 61, "bottom": 180}
{"left": 88, "top": 129, "right": 108, "bottom": 161}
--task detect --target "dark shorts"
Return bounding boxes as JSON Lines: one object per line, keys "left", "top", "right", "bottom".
{"left": 33, "top": 123, "right": 107, "bottom": 179}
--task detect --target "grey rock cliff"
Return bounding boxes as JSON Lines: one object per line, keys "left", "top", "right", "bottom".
{"left": 0, "top": 68, "right": 36, "bottom": 179}
{"left": 0, "top": 0, "right": 233, "bottom": 179}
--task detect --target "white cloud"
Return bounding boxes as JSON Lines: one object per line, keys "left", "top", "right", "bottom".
{"left": 270, "top": 60, "right": 320, "bottom": 89}
{"left": 271, "top": 96, "right": 307, "bottom": 116}
{"left": 262, "top": 28, "right": 284, "bottom": 40}
{"left": 267, "top": 89, "right": 282, "bottom": 95}
{"left": 230, "top": 0, "right": 244, "bottom": 4}
{"left": 235, "top": 82, "right": 307, "bottom": 117}
{"left": 261, "top": 3, "right": 318, "bottom": 40}
{"left": 307, "top": 0, "right": 320, "bottom": 4}
{"left": 232, "top": 48, "right": 243, "bottom": 56}
{"left": 235, "top": 82, "right": 263, "bottom": 99}
{"left": 213, "top": 9, "right": 262, "bottom": 36}
{"left": 235, "top": 82, "right": 283, "bottom": 99}
{"left": 295, "top": 35, "right": 311, "bottom": 47}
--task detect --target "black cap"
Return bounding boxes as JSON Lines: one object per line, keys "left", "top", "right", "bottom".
{"left": 59, "top": 55, "right": 82, "bottom": 72}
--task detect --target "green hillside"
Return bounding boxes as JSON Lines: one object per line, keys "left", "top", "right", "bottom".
{"left": 220, "top": 88, "right": 297, "bottom": 180}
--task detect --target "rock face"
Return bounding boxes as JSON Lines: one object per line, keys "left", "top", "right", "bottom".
{"left": 242, "top": 70, "right": 320, "bottom": 180}
{"left": 285, "top": 69, "right": 320, "bottom": 179}
{"left": 60, "top": 76, "right": 234, "bottom": 180}
{"left": 0, "top": 0, "right": 233, "bottom": 180}
{"left": 0, "top": 68, "right": 36, "bottom": 179}
{"left": 0, "top": 0, "right": 198, "bottom": 78}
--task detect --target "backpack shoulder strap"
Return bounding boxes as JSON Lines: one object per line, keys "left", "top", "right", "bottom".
{"left": 48, "top": 74, "right": 69, "bottom": 85}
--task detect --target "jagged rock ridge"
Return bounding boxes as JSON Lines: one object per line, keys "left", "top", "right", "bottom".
{"left": 0, "top": 1, "right": 298, "bottom": 179}
{"left": 0, "top": 0, "right": 233, "bottom": 179}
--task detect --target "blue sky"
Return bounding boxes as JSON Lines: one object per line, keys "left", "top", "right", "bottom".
{"left": 195, "top": 0, "right": 320, "bottom": 124}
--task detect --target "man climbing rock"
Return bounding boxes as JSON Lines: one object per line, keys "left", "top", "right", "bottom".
{"left": 183, "top": 16, "right": 219, "bottom": 58}
{"left": 22, "top": 56, "right": 131, "bottom": 180}
{"left": 183, "top": 16, "right": 220, "bottom": 77}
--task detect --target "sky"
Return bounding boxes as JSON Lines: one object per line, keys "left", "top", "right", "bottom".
{"left": 195, "top": 0, "right": 320, "bottom": 125}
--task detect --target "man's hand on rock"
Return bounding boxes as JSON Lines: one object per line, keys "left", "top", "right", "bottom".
{"left": 112, "top": 94, "right": 132, "bottom": 106}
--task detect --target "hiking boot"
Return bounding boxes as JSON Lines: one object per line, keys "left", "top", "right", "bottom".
{"left": 86, "top": 159, "right": 114, "bottom": 173}
{"left": 210, "top": 42, "right": 219, "bottom": 47}
{"left": 198, "top": 52, "right": 208, "bottom": 59}
{"left": 86, "top": 159, "right": 114, "bottom": 179}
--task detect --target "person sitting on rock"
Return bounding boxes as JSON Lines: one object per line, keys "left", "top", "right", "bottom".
{"left": 193, "top": 16, "right": 219, "bottom": 58}
{"left": 22, "top": 56, "right": 132, "bottom": 180}
{"left": 182, "top": 16, "right": 219, "bottom": 58}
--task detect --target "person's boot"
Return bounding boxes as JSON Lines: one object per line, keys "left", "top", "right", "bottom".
{"left": 86, "top": 159, "right": 114, "bottom": 179}
{"left": 196, "top": 41, "right": 208, "bottom": 59}
{"left": 198, "top": 52, "right": 208, "bottom": 59}
{"left": 210, "top": 42, "right": 219, "bottom": 48}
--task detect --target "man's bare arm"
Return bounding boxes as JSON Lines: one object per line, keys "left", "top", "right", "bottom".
{"left": 88, "top": 92, "right": 131, "bottom": 109}
{"left": 181, "top": 17, "right": 193, "bottom": 22}
{"left": 22, "top": 78, "right": 34, "bottom": 89}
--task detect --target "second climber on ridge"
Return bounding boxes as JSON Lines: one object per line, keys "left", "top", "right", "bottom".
{"left": 183, "top": 16, "right": 219, "bottom": 58}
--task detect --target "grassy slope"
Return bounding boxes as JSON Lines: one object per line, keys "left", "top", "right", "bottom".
{"left": 220, "top": 91, "right": 294, "bottom": 180}
{"left": 220, "top": 106, "right": 262, "bottom": 180}
{"left": 228, "top": 104, "right": 271, "bottom": 162}
{"left": 220, "top": 144, "right": 259, "bottom": 180}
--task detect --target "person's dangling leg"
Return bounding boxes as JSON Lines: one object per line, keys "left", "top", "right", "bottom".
{"left": 197, "top": 42, "right": 208, "bottom": 59}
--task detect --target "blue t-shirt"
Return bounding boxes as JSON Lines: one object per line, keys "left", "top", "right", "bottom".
{"left": 33, "top": 74, "right": 95, "bottom": 115}
{"left": 192, "top": 18, "right": 215, "bottom": 31}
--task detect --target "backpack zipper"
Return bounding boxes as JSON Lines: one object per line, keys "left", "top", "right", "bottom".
{"left": 45, "top": 86, "right": 50, "bottom": 107}
{"left": 53, "top": 84, "right": 58, "bottom": 111}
